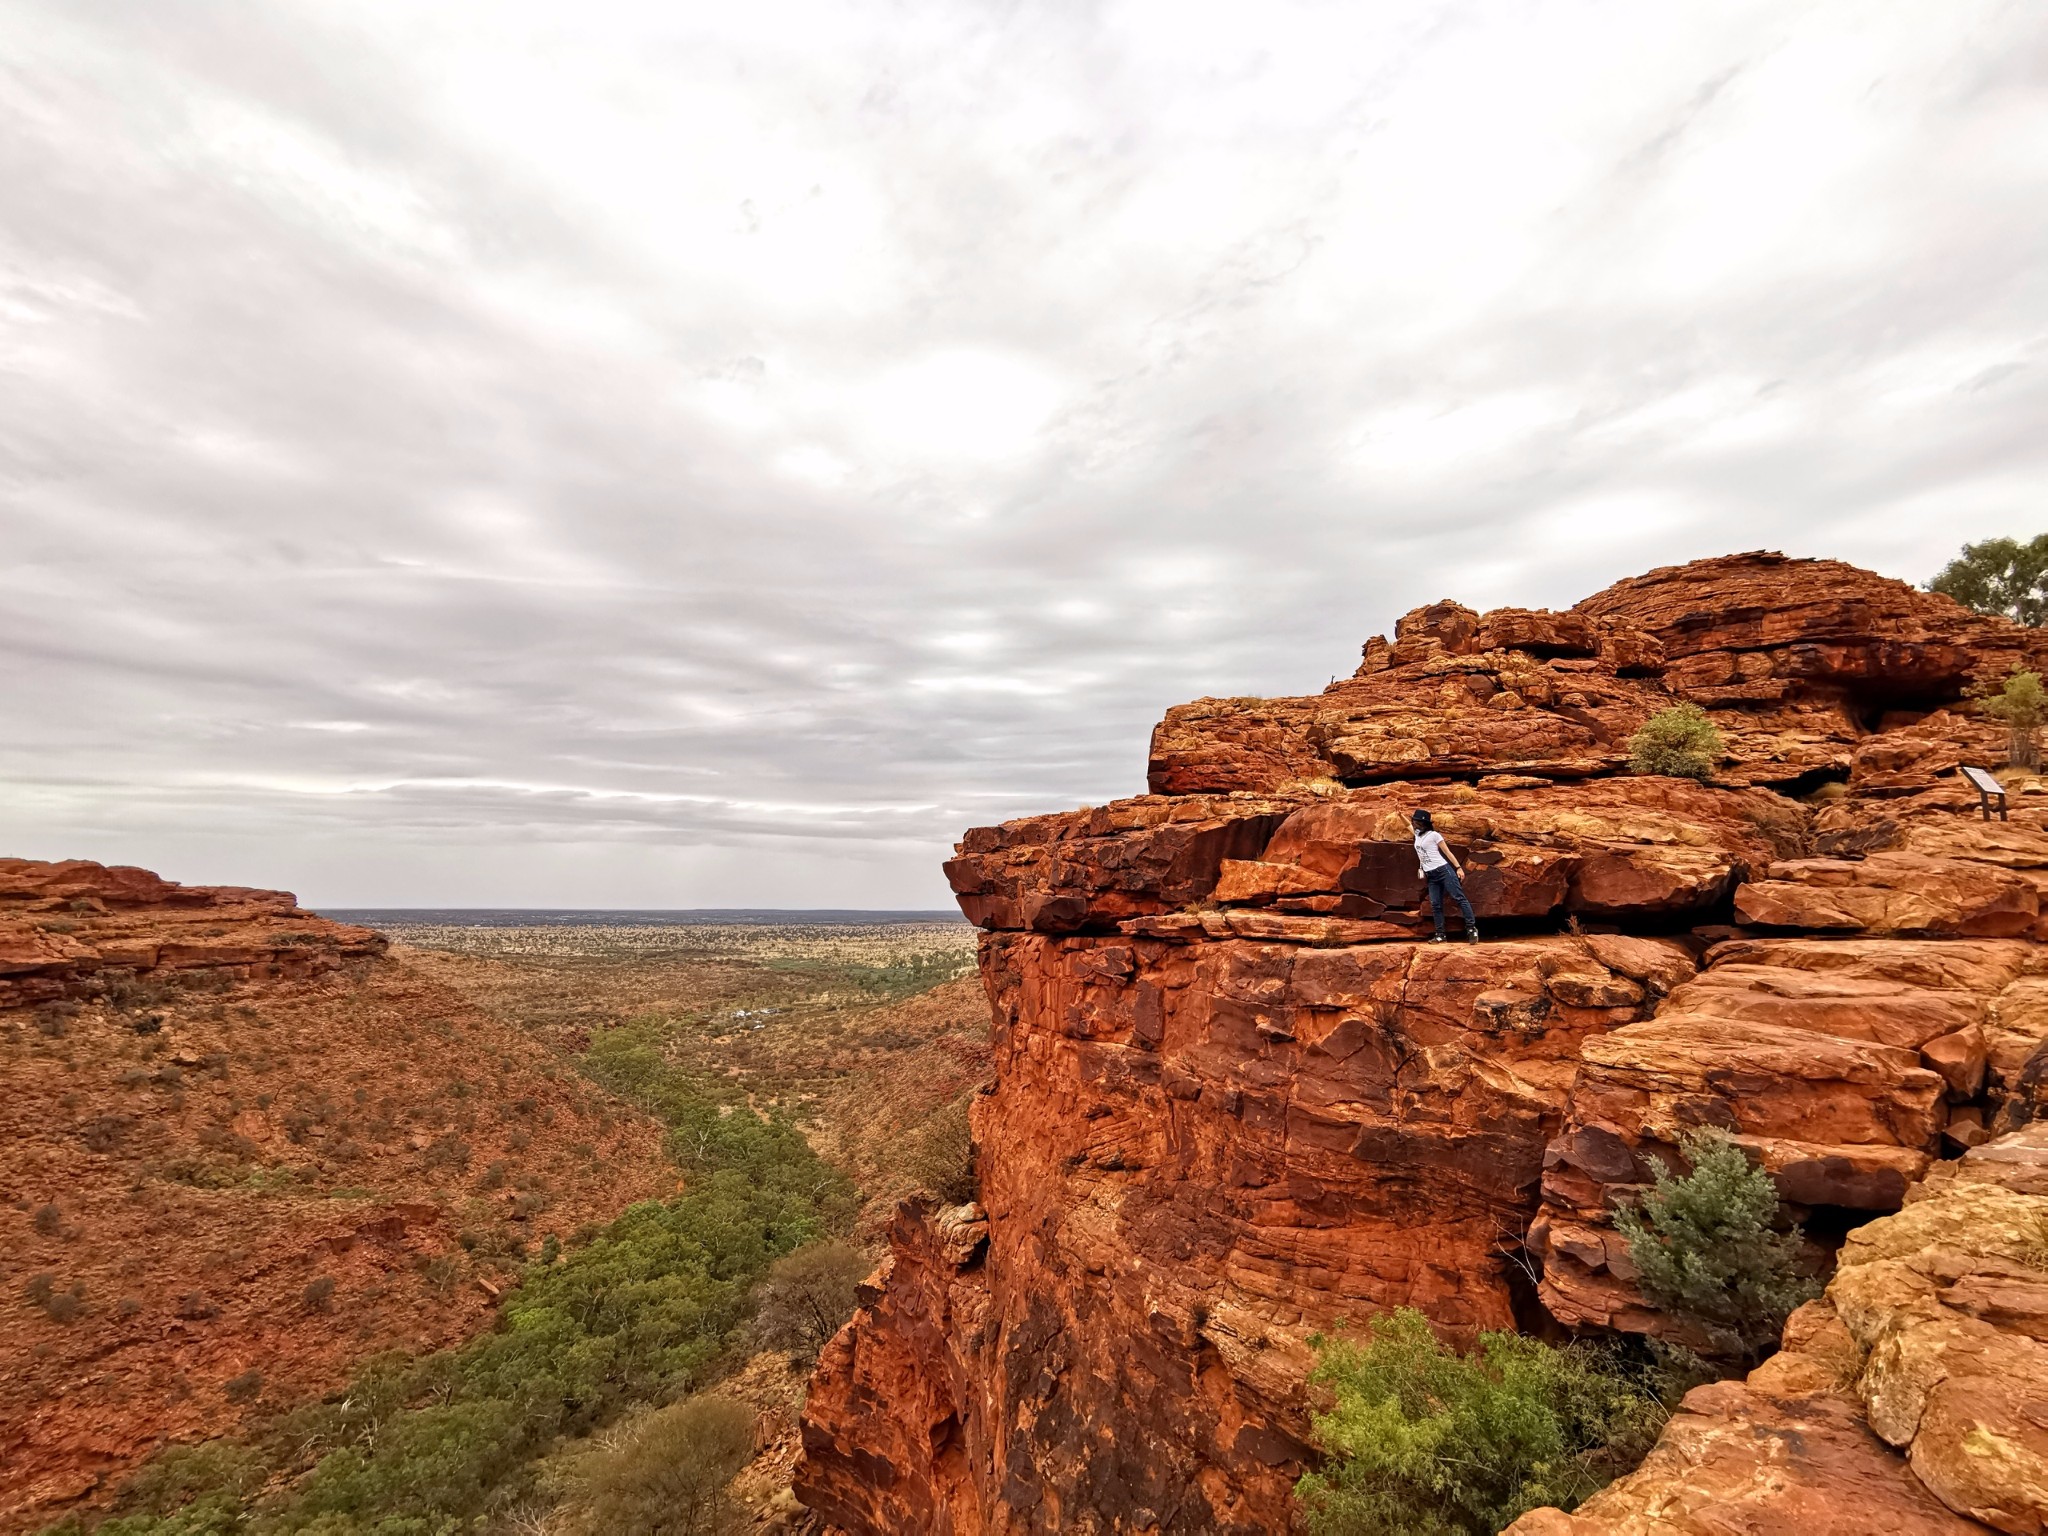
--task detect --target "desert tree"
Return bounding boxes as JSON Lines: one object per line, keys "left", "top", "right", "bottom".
{"left": 1930, "top": 535, "right": 2048, "bottom": 626}
{"left": 1982, "top": 669, "right": 2048, "bottom": 771}
{"left": 1612, "top": 1130, "right": 1816, "bottom": 1364}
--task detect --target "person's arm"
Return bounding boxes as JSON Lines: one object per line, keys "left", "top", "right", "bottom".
{"left": 1441, "top": 834, "right": 1464, "bottom": 875}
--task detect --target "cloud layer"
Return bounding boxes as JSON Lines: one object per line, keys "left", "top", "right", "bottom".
{"left": 2, "top": 0, "right": 2045, "bottom": 906}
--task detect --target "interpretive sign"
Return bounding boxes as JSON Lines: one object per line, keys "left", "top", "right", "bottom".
{"left": 1961, "top": 764, "right": 2008, "bottom": 822}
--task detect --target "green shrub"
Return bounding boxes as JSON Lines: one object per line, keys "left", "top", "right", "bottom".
{"left": 1612, "top": 1130, "right": 1816, "bottom": 1362}
{"left": 1625, "top": 704, "right": 1724, "bottom": 781}
{"left": 1982, "top": 669, "right": 2048, "bottom": 771}
{"left": 754, "top": 1239, "right": 871, "bottom": 1359}
{"left": 1294, "top": 1309, "right": 1667, "bottom": 1535}
{"left": 584, "top": 1395, "right": 754, "bottom": 1536}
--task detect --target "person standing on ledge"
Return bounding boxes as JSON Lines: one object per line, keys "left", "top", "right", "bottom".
{"left": 1412, "top": 809, "right": 1480, "bottom": 943}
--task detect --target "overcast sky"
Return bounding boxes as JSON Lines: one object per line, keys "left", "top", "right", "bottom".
{"left": 2, "top": 2, "right": 2044, "bottom": 909}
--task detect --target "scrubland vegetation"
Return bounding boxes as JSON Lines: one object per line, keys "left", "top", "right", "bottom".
{"left": 1295, "top": 1310, "right": 1669, "bottom": 1535}
{"left": 38, "top": 921, "right": 985, "bottom": 1536}
{"left": 52, "top": 1027, "right": 850, "bottom": 1533}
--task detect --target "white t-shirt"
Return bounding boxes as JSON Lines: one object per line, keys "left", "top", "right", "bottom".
{"left": 1414, "top": 829, "right": 1450, "bottom": 874}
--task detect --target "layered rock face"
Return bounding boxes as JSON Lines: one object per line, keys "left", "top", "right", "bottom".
{"left": 0, "top": 857, "right": 386, "bottom": 1006}
{"left": 797, "top": 554, "right": 2048, "bottom": 1534}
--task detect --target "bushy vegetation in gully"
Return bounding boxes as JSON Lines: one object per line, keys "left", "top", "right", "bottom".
{"left": 52, "top": 1016, "right": 857, "bottom": 1536}
{"left": 1613, "top": 1129, "right": 1817, "bottom": 1364}
{"left": 1294, "top": 1310, "right": 1668, "bottom": 1535}
{"left": 1297, "top": 1134, "right": 1821, "bottom": 1533}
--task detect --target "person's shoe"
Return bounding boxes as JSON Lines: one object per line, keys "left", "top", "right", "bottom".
{"left": 1466, "top": 928, "right": 1482, "bottom": 943}
{"left": 1431, "top": 933, "right": 1447, "bottom": 943}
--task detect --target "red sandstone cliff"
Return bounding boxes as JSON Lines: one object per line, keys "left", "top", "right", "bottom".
{"left": 796, "top": 553, "right": 2048, "bottom": 1534}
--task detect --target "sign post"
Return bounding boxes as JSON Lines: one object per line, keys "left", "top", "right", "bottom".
{"left": 1961, "top": 765, "right": 2008, "bottom": 822}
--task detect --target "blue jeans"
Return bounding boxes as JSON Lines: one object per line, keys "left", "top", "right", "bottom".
{"left": 1426, "top": 865, "right": 1477, "bottom": 936}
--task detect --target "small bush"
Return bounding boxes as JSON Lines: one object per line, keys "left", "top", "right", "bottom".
{"left": 1982, "top": 669, "right": 2048, "bottom": 771}
{"left": 33, "top": 1203, "right": 63, "bottom": 1237}
{"left": 302, "top": 1276, "right": 337, "bottom": 1314}
{"left": 509, "top": 1190, "right": 550, "bottom": 1221}
{"left": 584, "top": 1396, "right": 755, "bottom": 1536}
{"left": 1626, "top": 704, "right": 1724, "bottom": 781}
{"left": 1294, "top": 1308, "right": 1667, "bottom": 1534}
{"left": 26, "top": 1273, "right": 86, "bottom": 1322}
{"left": 224, "top": 1369, "right": 264, "bottom": 1405}
{"left": 754, "top": 1240, "right": 871, "bottom": 1358}
{"left": 1612, "top": 1130, "right": 1817, "bottom": 1362}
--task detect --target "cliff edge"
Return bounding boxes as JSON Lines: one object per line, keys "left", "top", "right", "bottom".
{"left": 796, "top": 552, "right": 2048, "bottom": 1534}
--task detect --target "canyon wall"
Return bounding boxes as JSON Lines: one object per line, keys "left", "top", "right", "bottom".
{"left": 0, "top": 860, "right": 668, "bottom": 1529}
{"left": 797, "top": 553, "right": 2048, "bottom": 1534}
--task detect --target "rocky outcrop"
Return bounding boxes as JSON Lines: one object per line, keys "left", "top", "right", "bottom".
{"left": 1510, "top": 1123, "right": 2048, "bottom": 1534}
{"left": 1150, "top": 553, "right": 2047, "bottom": 799}
{"left": 797, "top": 553, "right": 2048, "bottom": 1533}
{"left": 0, "top": 857, "right": 385, "bottom": 1007}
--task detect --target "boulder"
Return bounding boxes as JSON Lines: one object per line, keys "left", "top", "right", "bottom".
{"left": 1505, "top": 1378, "right": 1990, "bottom": 1535}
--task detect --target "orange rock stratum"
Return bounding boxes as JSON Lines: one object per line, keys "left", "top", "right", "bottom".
{"left": 795, "top": 553, "right": 2048, "bottom": 1535}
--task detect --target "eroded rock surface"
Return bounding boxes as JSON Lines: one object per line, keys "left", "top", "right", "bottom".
{"left": 798, "top": 553, "right": 2048, "bottom": 1533}
{"left": 1510, "top": 1124, "right": 2048, "bottom": 1534}
{"left": 0, "top": 857, "right": 385, "bottom": 1007}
